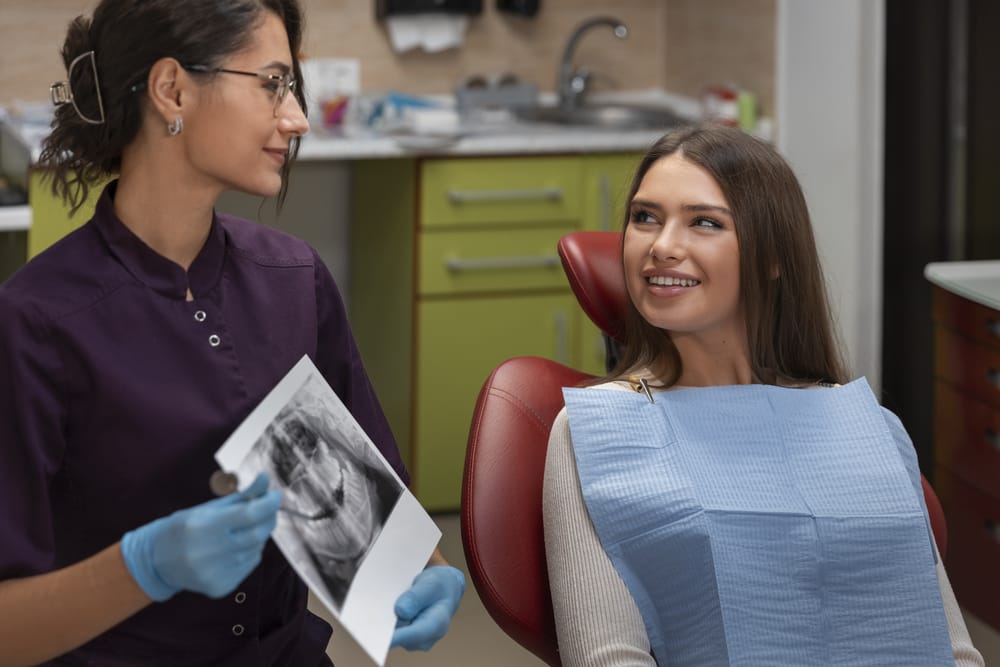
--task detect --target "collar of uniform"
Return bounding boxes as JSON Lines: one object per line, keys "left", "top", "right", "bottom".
{"left": 91, "top": 180, "right": 226, "bottom": 300}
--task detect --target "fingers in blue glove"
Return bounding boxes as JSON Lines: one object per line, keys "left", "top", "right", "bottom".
{"left": 122, "top": 472, "right": 283, "bottom": 602}
{"left": 390, "top": 566, "right": 466, "bottom": 651}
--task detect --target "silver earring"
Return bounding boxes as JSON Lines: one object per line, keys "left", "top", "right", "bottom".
{"left": 167, "top": 116, "right": 183, "bottom": 136}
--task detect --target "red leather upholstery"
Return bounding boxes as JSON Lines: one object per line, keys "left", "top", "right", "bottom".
{"left": 460, "top": 231, "right": 948, "bottom": 665}
{"left": 462, "top": 357, "right": 591, "bottom": 666}
{"left": 922, "top": 474, "right": 949, "bottom": 559}
{"left": 557, "top": 231, "right": 629, "bottom": 342}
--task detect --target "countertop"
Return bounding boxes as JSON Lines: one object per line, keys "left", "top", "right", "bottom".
{"left": 925, "top": 260, "right": 1000, "bottom": 311}
{"left": 2, "top": 89, "right": 700, "bottom": 165}
{"left": 299, "top": 122, "right": 671, "bottom": 160}
{"left": 1, "top": 113, "right": 679, "bottom": 164}
{"left": 0, "top": 90, "right": 699, "bottom": 235}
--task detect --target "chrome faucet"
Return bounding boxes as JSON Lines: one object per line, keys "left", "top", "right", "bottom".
{"left": 556, "top": 16, "right": 629, "bottom": 111}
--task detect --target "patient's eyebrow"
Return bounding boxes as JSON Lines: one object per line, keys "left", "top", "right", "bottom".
{"left": 630, "top": 199, "right": 734, "bottom": 218}
{"left": 681, "top": 203, "right": 733, "bottom": 217}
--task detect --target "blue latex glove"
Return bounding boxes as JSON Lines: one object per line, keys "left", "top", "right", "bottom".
{"left": 121, "top": 472, "right": 281, "bottom": 601}
{"left": 390, "top": 565, "right": 466, "bottom": 651}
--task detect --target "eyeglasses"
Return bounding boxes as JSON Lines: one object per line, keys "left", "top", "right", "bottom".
{"left": 183, "top": 64, "right": 296, "bottom": 117}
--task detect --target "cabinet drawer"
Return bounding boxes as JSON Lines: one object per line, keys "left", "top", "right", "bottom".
{"left": 934, "top": 327, "right": 1000, "bottom": 408}
{"left": 934, "top": 381, "right": 1000, "bottom": 489}
{"left": 932, "top": 286, "right": 1000, "bottom": 351}
{"left": 933, "top": 466, "right": 1000, "bottom": 630}
{"left": 420, "top": 157, "right": 582, "bottom": 227}
{"left": 419, "top": 227, "right": 572, "bottom": 295}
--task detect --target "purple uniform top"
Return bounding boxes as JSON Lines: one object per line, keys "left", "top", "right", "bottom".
{"left": 0, "top": 182, "right": 409, "bottom": 666}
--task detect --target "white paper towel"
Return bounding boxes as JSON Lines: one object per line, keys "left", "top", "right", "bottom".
{"left": 386, "top": 14, "right": 469, "bottom": 53}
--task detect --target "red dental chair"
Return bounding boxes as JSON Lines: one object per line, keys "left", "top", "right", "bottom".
{"left": 460, "top": 230, "right": 948, "bottom": 666}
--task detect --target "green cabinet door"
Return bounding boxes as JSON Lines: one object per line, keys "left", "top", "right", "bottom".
{"left": 576, "top": 153, "right": 638, "bottom": 376}
{"left": 28, "top": 170, "right": 110, "bottom": 258}
{"left": 413, "top": 292, "right": 581, "bottom": 511}
{"left": 581, "top": 153, "right": 639, "bottom": 232}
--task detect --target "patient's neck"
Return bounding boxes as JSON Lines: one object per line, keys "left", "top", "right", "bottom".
{"left": 672, "top": 330, "right": 752, "bottom": 387}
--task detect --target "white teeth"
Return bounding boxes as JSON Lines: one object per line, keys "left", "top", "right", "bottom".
{"left": 648, "top": 275, "right": 700, "bottom": 287}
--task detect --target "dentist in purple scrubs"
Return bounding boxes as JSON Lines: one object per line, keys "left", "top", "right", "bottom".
{"left": 0, "top": 1, "right": 463, "bottom": 664}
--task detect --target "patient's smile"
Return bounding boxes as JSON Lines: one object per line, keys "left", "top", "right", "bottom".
{"left": 647, "top": 276, "right": 700, "bottom": 287}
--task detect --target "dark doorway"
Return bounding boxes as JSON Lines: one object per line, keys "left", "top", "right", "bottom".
{"left": 881, "top": 0, "right": 1000, "bottom": 476}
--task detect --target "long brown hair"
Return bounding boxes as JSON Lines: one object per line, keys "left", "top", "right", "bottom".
{"left": 38, "top": 0, "right": 307, "bottom": 214}
{"left": 607, "top": 124, "right": 849, "bottom": 387}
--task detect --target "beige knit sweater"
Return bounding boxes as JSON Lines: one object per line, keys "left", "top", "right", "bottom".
{"left": 542, "top": 381, "right": 985, "bottom": 666}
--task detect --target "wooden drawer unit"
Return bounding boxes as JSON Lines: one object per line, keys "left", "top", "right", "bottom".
{"left": 934, "top": 327, "right": 1000, "bottom": 408}
{"left": 933, "top": 283, "right": 1000, "bottom": 348}
{"left": 934, "top": 381, "right": 1000, "bottom": 491}
{"left": 931, "top": 284, "right": 1000, "bottom": 630}
{"left": 933, "top": 466, "right": 1000, "bottom": 629}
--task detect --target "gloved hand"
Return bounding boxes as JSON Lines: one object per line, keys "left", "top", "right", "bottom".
{"left": 121, "top": 472, "right": 282, "bottom": 601}
{"left": 390, "top": 565, "right": 466, "bottom": 651}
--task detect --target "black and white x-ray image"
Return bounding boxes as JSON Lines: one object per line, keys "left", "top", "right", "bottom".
{"left": 242, "top": 371, "right": 403, "bottom": 611}
{"left": 215, "top": 355, "right": 440, "bottom": 666}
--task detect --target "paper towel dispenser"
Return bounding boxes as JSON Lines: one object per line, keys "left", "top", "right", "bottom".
{"left": 376, "top": 0, "right": 482, "bottom": 18}
{"left": 497, "top": 0, "right": 539, "bottom": 17}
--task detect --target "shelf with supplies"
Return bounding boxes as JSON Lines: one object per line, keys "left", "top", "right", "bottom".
{"left": 0, "top": 205, "right": 31, "bottom": 232}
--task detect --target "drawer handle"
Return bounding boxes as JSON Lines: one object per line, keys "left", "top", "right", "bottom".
{"left": 986, "top": 520, "right": 1000, "bottom": 544}
{"left": 986, "top": 428, "right": 1000, "bottom": 451}
{"left": 988, "top": 319, "right": 1000, "bottom": 339}
{"left": 988, "top": 368, "right": 1000, "bottom": 390}
{"left": 446, "top": 187, "right": 563, "bottom": 204}
{"left": 445, "top": 254, "right": 561, "bottom": 272}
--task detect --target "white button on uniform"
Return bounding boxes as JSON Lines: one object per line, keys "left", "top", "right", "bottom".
{"left": 234, "top": 591, "right": 246, "bottom": 604}
{"left": 232, "top": 624, "right": 245, "bottom": 636}
{"left": 194, "top": 310, "right": 206, "bottom": 322}
{"left": 208, "top": 334, "right": 221, "bottom": 347}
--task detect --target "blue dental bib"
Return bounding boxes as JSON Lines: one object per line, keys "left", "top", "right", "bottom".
{"left": 563, "top": 379, "right": 952, "bottom": 666}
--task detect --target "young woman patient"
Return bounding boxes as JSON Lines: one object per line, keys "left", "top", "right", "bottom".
{"left": 543, "top": 125, "right": 984, "bottom": 666}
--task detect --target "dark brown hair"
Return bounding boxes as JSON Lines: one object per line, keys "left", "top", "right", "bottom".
{"left": 608, "top": 124, "right": 849, "bottom": 387}
{"left": 38, "top": 0, "right": 307, "bottom": 214}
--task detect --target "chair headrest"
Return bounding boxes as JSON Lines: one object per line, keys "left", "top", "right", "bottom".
{"left": 557, "top": 231, "right": 629, "bottom": 342}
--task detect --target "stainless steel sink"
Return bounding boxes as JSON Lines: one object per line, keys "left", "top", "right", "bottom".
{"left": 514, "top": 103, "right": 684, "bottom": 130}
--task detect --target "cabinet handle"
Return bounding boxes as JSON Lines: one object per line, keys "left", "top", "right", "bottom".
{"left": 986, "top": 428, "right": 1000, "bottom": 452}
{"left": 444, "top": 254, "right": 560, "bottom": 272}
{"left": 446, "top": 187, "right": 563, "bottom": 203}
{"left": 553, "top": 311, "right": 568, "bottom": 366}
{"left": 987, "top": 368, "right": 1000, "bottom": 390}
{"left": 986, "top": 520, "right": 1000, "bottom": 544}
{"left": 988, "top": 319, "right": 1000, "bottom": 339}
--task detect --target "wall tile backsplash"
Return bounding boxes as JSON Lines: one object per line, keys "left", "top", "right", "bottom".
{"left": 1, "top": 0, "right": 773, "bottom": 117}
